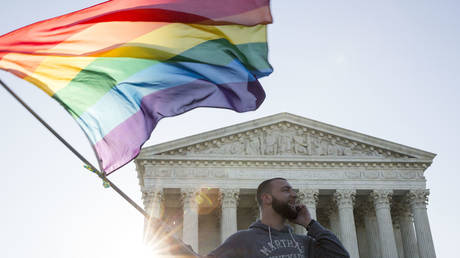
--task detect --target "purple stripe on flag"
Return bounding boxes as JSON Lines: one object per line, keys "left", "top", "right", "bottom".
{"left": 95, "top": 79, "right": 265, "bottom": 173}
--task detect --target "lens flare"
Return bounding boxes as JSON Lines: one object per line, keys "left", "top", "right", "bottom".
{"left": 144, "top": 216, "right": 187, "bottom": 256}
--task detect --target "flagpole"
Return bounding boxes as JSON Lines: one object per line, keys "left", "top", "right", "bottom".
{"left": 0, "top": 79, "right": 145, "bottom": 212}
{"left": 0, "top": 78, "right": 199, "bottom": 257}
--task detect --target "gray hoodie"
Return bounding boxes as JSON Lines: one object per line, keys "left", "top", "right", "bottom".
{"left": 207, "top": 220, "right": 349, "bottom": 258}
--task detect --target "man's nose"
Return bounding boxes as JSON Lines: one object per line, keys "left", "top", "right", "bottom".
{"left": 290, "top": 190, "right": 297, "bottom": 198}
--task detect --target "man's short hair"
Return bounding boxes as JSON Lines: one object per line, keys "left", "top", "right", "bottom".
{"left": 256, "top": 177, "right": 287, "bottom": 206}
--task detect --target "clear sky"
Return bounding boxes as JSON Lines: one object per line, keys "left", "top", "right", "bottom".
{"left": 0, "top": 0, "right": 459, "bottom": 257}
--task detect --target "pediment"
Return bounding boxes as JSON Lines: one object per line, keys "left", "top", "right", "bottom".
{"left": 138, "top": 113, "right": 435, "bottom": 161}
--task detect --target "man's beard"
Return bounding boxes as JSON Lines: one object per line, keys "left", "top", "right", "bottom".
{"left": 271, "top": 196, "right": 298, "bottom": 220}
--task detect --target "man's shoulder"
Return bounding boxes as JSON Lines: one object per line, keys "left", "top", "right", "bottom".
{"left": 226, "top": 228, "right": 259, "bottom": 241}
{"left": 207, "top": 228, "right": 260, "bottom": 257}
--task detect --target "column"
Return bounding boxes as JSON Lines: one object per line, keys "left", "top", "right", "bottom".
{"left": 326, "top": 203, "right": 341, "bottom": 240}
{"left": 356, "top": 225, "right": 369, "bottom": 258}
{"left": 392, "top": 217, "right": 405, "bottom": 258}
{"left": 181, "top": 188, "right": 200, "bottom": 252}
{"left": 334, "top": 189, "right": 359, "bottom": 258}
{"left": 142, "top": 190, "right": 165, "bottom": 241}
{"left": 396, "top": 198, "right": 419, "bottom": 258}
{"left": 371, "top": 190, "right": 398, "bottom": 258}
{"left": 143, "top": 189, "right": 164, "bottom": 219}
{"left": 363, "top": 198, "right": 381, "bottom": 258}
{"left": 408, "top": 190, "right": 436, "bottom": 258}
{"left": 354, "top": 208, "right": 369, "bottom": 258}
{"left": 219, "top": 188, "right": 239, "bottom": 242}
{"left": 295, "top": 189, "right": 319, "bottom": 234}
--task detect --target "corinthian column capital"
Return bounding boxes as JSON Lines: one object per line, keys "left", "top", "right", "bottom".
{"left": 181, "top": 188, "right": 200, "bottom": 209}
{"left": 407, "top": 189, "right": 429, "bottom": 209}
{"left": 334, "top": 189, "right": 356, "bottom": 209}
{"left": 142, "top": 189, "right": 164, "bottom": 208}
{"left": 297, "top": 189, "right": 319, "bottom": 207}
{"left": 370, "top": 189, "right": 393, "bottom": 210}
{"left": 219, "top": 188, "right": 239, "bottom": 208}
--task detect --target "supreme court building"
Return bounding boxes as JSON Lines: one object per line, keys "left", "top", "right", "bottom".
{"left": 135, "top": 113, "right": 436, "bottom": 258}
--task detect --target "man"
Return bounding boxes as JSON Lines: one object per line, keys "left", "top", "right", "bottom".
{"left": 207, "top": 178, "right": 349, "bottom": 258}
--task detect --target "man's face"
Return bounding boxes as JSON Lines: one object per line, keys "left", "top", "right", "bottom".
{"left": 268, "top": 179, "right": 298, "bottom": 220}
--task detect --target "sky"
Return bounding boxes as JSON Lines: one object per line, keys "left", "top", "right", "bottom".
{"left": 0, "top": 0, "right": 459, "bottom": 257}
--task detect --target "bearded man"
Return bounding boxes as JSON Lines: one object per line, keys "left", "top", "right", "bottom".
{"left": 207, "top": 178, "right": 349, "bottom": 258}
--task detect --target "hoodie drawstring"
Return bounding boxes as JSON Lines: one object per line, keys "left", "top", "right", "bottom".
{"left": 288, "top": 228, "right": 303, "bottom": 255}
{"left": 268, "top": 226, "right": 273, "bottom": 245}
{"left": 268, "top": 226, "right": 303, "bottom": 255}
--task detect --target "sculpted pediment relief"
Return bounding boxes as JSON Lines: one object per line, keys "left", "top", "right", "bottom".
{"left": 139, "top": 113, "right": 435, "bottom": 161}
{"left": 159, "top": 122, "right": 414, "bottom": 159}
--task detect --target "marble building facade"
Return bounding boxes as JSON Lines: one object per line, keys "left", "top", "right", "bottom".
{"left": 135, "top": 113, "right": 436, "bottom": 258}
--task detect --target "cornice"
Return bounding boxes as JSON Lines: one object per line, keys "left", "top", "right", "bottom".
{"left": 136, "top": 156, "right": 432, "bottom": 169}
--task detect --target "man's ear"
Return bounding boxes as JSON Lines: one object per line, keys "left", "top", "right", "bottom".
{"left": 261, "top": 193, "right": 272, "bottom": 205}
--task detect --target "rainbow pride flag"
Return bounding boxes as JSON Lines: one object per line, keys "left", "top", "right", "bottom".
{"left": 0, "top": 0, "right": 273, "bottom": 173}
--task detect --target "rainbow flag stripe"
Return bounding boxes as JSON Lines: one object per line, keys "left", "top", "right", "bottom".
{"left": 0, "top": 0, "right": 273, "bottom": 173}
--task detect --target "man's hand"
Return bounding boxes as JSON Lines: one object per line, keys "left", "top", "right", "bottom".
{"left": 290, "top": 204, "right": 312, "bottom": 228}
